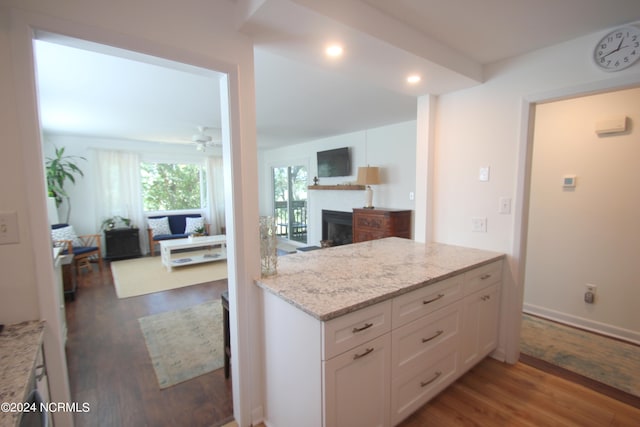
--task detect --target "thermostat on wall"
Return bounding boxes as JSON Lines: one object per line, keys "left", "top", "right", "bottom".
{"left": 563, "top": 175, "right": 576, "bottom": 188}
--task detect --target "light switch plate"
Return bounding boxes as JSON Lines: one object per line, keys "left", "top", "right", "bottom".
{"left": 472, "top": 217, "right": 487, "bottom": 232}
{"left": 479, "top": 166, "right": 490, "bottom": 182}
{"left": 0, "top": 211, "right": 19, "bottom": 245}
{"left": 499, "top": 197, "right": 511, "bottom": 214}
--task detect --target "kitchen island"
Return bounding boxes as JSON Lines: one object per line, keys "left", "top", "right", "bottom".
{"left": 255, "top": 238, "right": 504, "bottom": 427}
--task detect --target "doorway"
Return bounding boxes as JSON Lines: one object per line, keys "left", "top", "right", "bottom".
{"left": 31, "top": 31, "right": 238, "bottom": 424}
{"left": 519, "top": 85, "right": 640, "bottom": 400}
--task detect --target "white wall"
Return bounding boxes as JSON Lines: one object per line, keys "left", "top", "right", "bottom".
{"left": 259, "top": 121, "right": 416, "bottom": 245}
{"left": 430, "top": 29, "right": 640, "bottom": 359}
{"left": 524, "top": 88, "right": 640, "bottom": 342}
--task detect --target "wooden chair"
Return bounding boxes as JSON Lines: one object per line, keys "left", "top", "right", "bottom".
{"left": 56, "top": 233, "right": 103, "bottom": 275}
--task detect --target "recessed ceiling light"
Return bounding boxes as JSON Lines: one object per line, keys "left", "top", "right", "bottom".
{"left": 407, "top": 74, "right": 421, "bottom": 84}
{"left": 325, "top": 44, "right": 344, "bottom": 58}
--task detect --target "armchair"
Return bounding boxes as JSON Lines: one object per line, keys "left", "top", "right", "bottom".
{"left": 51, "top": 224, "right": 103, "bottom": 275}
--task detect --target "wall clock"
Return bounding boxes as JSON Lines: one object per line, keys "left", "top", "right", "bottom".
{"left": 593, "top": 26, "right": 640, "bottom": 71}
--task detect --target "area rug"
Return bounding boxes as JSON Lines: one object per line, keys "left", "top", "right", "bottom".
{"left": 139, "top": 300, "right": 224, "bottom": 389}
{"left": 111, "top": 255, "right": 227, "bottom": 298}
{"left": 520, "top": 313, "right": 640, "bottom": 397}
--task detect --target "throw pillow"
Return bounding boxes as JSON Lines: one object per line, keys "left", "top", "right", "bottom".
{"left": 148, "top": 217, "right": 171, "bottom": 236}
{"left": 184, "top": 216, "right": 204, "bottom": 234}
{"left": 51, "top": 225, "right": 83, "bottom": 247}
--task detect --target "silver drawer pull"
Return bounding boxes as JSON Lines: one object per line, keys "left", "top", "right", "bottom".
{"left": 420, "top": 371, "right": 442, "bottom": 387}
{"left": 353, "top": 347, "right": 374, "bottom": 360}
{"left": 422, "top": 330, "right": 444, "bottom": 343}
{"left": 352, "top": 322, "right": 374, "bottom": 333}
{"left": 480, "top": 274, "right": 492, "bottom": 280}
{"left": 423, "top": 294, "right": 445, "bottom": 305}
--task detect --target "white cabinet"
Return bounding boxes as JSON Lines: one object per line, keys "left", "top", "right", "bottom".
{"left": 461, "top": 283, "right": 500, "bottom": 371}
{"left": 390, "top": 301, "right": 462, "bottom": 424}
{"left": 323, "top": 300, "right": 392, "bottom": 427}
{"left": 461, "top": 261, "right": 502, "bottom": 372}
{"left": 323, "top": 300, "right": 392, "bottom": 360}
{"left": 324, "top": 333, "right": 391, "bottom": 427}
{"left": 260, "top": 259, "right": 503, "bottom": 427}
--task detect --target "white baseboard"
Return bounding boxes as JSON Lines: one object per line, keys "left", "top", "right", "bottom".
{"left": 523, "top": 303, "right": 640, "bottom": 345}
{"left": 491, "top": 346, "right": 507, "bottom": 363}
{"left": 251, "top": 405, "right": 264, "bottom": 426}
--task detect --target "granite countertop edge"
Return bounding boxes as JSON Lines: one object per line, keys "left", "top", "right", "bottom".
{"left": 0, "top": 320, "right": 45, "bottom": 427}
{"left": 255, "top": 239, "right": 505, "bottom": 321}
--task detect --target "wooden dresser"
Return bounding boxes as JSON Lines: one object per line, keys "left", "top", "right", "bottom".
{"left": 352, "top": 208, "right": 412, "bottom": 243}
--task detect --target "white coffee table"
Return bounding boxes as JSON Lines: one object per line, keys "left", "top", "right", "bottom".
{"left": 160, "top": 235, "right": 227, "bottom": 271}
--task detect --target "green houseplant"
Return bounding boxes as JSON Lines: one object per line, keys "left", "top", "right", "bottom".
{"left": 100, "top": 216, "right": 132, "bottom": 231}
{"left": 191, "top": 226, "right": 206, "bottom": 236}
{"left": 45, "top": 146, "right": 86, "bottom": 224}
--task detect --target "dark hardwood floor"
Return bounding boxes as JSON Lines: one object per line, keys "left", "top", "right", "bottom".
{"left": 64, "top": 260, "right": 233, "bottom": 427}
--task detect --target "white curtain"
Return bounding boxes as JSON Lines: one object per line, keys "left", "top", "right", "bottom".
{"left": 93, "top": 150, "right": 146, "bottom": 252}
{"left": 206, "top": 155, "right": 226, "bottom": 234}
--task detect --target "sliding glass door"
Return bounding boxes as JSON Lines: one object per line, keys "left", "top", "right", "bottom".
{"left": 273, "top": 165, "right": 308, "bottom": 244}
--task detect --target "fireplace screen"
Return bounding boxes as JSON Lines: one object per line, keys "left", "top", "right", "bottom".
{"left": 322, "top": 210, "right": 353, "bottom": 246}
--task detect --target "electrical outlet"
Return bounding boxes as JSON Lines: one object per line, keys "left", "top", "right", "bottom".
{"left": 584, "top": 284, "right": 597, "bottom": 304}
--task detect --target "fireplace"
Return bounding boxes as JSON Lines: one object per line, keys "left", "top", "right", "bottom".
{"left": 322, "top": 210, "right": 353, "bottom": 246}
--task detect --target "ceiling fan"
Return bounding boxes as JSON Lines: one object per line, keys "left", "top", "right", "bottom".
{"left": 191, "top": 126, "right": 221, "bottom": 152}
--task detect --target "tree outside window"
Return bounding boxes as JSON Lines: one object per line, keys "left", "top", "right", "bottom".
{"left": 273, "top": 165, "right": 308, "bottom": 243}
{"left": 141, "top": 162, "right": 206, "bottom": 211}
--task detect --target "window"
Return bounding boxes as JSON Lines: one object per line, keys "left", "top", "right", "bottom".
{"left": 273, "top": 165, "right": 308, "bottom": 243}
{"left": 141, "top": 162, "right": 206, "bottom": 211}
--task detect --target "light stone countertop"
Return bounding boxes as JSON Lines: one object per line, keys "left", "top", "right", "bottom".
{"left": 255, "top": 237, "right": 505, "bottom": 321}
{"left": 0, "top": 320, "right": 45, "bottom": 427}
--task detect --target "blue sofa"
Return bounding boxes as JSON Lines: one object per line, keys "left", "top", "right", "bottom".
{"left": 147, "top": 214, "right": 209, "bottom": 255}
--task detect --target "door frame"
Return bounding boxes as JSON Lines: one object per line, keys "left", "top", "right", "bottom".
{"left": 9, "top": 9, "right": 260, "bottom": 426}
{"left": 506, "top": 72, "right": 640, "bottom": 363}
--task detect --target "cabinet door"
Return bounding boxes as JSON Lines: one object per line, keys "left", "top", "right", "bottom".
{"left": 460, "top": 283, "right": 500, "bottom": 371}
{"left": 324, "top": 334, "right": 391, "bottom": 427}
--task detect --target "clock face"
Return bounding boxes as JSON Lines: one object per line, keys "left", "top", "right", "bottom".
{"left": 594, "top": 26, "right": 640, "bottom": 71}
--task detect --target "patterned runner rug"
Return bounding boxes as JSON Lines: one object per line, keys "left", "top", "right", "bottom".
{"left": 520, "top": 313, "right": 639, "bottom": 397}
{"left": 139, "top": 300, "right": 224, "bottom": 389}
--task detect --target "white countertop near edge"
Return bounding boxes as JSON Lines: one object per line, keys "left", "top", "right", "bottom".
{"left": 255, "top": 237, "right": 505, "bottom": 321}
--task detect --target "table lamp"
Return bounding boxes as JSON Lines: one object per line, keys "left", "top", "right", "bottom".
{"left": 356, "top": 166, "right": 381, "bottom": 209}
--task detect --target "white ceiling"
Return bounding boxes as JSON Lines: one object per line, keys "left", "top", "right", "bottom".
{"left": 34, "top": 0, "right": 640, "bottom": 149}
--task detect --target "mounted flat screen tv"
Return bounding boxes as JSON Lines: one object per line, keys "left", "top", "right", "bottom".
{"left": 317, "top": 147, "right": 351, "bottom": 177}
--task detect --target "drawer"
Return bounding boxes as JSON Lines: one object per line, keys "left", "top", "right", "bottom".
{"left": 322, "top": 300, "right": 392, "bottom": 360}
{"left": 392, "top": 274, "right": 463, "bottom": 328}
{"left": 391, "top": 301, "right": 462, "bottom": 377}
{"left": 354, "top": 214, "right": 386, "bottom": 230}
{"left": 464, "top": 260, "right": 502, "bottom": 295}
{"left": 390, "top": 347, "right": 459, "bottom": 426}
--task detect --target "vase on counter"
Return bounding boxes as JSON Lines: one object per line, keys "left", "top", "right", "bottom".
{"left": 260, "top": 216, "right": 278, "bottom": 277}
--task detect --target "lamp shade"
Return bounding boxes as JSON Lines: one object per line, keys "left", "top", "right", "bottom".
{"left": 356, "top": 166, "right": 381, "bottom": 185}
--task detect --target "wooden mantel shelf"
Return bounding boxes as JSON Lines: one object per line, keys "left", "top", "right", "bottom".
{"left": 308, "top": 184, "right": 365, "bottom": 191}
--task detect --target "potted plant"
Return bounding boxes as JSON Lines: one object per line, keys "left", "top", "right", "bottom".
{"left": 45, "top": 146, "right": 86, "bottom": 224}
{"left": 100, "top": 216, "right": 132, "bottom": 231}
{"left": 192, "top": 226, "right": 206, "bottom": 236}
